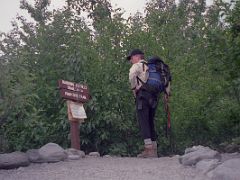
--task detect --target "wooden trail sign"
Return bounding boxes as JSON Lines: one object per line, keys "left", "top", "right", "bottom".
{"left": 58, "top": 80, "right": 90, "bottom": 102}
{"left": 58, "top": 79, "right": 90, "bottom": 150}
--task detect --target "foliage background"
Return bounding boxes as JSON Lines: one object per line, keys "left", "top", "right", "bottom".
{"left": 0, "top": 0, "right": 239, "bottom": 156}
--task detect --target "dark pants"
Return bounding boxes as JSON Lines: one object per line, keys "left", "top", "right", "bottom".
{"left": 136, "top": 89, "right": 158, "bottom": 141}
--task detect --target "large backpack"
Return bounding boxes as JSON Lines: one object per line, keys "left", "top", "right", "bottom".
{"left": 140, "top": 56, "right": 171, "bottom": 95}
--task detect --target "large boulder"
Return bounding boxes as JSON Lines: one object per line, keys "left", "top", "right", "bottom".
{"left": 38, "top": 143, "right": 67, "bottom": 163}
{"left": 0, "top": 151, "right": 30, "bottom": 169}
{"left": 207, "top": 158, "right": 240, "bottom": 180}
{"left": 179, "top": 146, "right": 220, "bottom": 166}
{"left": 181, "top": 146, "right": 240, "bottom": 180}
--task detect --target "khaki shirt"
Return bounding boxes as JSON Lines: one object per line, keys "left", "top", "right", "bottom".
{"left": 129, "top": 60, "right": 149, "bottom": 90}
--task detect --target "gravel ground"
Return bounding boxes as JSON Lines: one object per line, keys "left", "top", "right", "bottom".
{"left": 0, "top": 156, "right": 198, "bottom": 180}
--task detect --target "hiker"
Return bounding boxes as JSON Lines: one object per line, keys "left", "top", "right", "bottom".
{"left": 127, "top": 49, "right": 171, "bottom": 158}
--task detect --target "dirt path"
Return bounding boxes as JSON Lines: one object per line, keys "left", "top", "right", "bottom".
{"left": 0, "top": 156, "right": 199, "bottom": 180}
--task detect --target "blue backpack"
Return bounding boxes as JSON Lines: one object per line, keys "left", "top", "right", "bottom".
{"left": 140, "top": 56, "right": 171, "bottom": 94}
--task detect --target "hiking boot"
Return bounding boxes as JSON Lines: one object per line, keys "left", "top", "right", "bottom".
{"left": 137, "top": 144, "right": 157, "bottom": 158}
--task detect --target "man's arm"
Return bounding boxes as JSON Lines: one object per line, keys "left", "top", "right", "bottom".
{"left": 129, "top": 64, "right": 141, "bottom": 96}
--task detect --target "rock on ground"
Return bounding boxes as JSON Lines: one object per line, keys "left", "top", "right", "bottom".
{"left": 180, "top": 146, "right": 240, "bottom": 180}
{"left": 179, "top": 146, "right": 220, "bottom": 166}
{"left": 88, "top": 152, "right": 100, "bottom": 157}
{"left": 38, "top": 143, "right": 67, "bottom": 163}
{"left": 64, "top": 148, "right": 85, "bottom": 160}
{"left": 207, "top": 158, "right": 240, "bottom": 180}
{"left": 0, "top": 152, "right": 30, "bottom": 169}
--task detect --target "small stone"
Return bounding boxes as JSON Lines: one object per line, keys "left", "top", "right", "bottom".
{"left": 88, "top": 152, "right": 100, "bottom": 157}
{"left": 17, "top": 167, "right": 25, "bottom": 171}
{"left": 103, "top": 155, "right": 111, "bottom": 158}
{"left": 68, "top": 155, "right": 80, "bottom": 160}
{"left": 65, "top": 148, "right": 85, "bottom": 158}
{"left": 172, "top": 155, "right": 180, "bottom": 158}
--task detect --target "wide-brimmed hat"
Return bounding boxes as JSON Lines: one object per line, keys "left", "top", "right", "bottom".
{"left": 126, "top": 49, "right": 144, "bottom": 60}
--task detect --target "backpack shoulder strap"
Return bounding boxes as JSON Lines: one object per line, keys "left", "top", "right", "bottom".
{"left": 137, "top": 61, "right": 148, "bottom": 85}
{"left": 140, "top": 61, "right": 148, "bottom": 72}
{"left": 137, "top": 76, "right": 144, "bottom": 84}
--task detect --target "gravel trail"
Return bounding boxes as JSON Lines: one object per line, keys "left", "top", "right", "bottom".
{"left": 0, "top": 156, "right": 198, "bottom": 180}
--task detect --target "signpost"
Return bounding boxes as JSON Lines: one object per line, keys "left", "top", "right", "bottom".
{"left": 58, "top": 80, "right": 90, "bottom": 150}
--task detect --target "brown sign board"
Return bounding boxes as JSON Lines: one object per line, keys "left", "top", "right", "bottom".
{"left": 60, "top": 89, "right": 89, "bottom": 103}
{"left": 58, "top": 80, "right": 90, "bottom": 103}
{"left": 58, "top": 80, "right": 89, "bottom": 94}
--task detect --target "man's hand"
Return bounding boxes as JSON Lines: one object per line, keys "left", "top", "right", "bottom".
{"left": 164, "top": 93, "right": 169, "bottom": 102}
{"left": 132, "top": 90, "right": 136, "bottom": 98}
{"left": 165, "top": 82, "right": 171, "bottom": 96}
{"left": 132, "top": 85, "right": 141, "bottom": 97}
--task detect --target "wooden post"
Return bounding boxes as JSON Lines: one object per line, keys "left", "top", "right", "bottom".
{"left": 67, "top": 100, "right": 86, "bottom": 150}
{"left": 67, "top": 100, "right": 80, "bottom": 150}
{"left": 70, "top": 121, "right": 80, "bottom": 150}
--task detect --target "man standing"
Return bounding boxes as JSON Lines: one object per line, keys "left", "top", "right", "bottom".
{"left": 127, "top": 49, "right": 159, "bottom": 158}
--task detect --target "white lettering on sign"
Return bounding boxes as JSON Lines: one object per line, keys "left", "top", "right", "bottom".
{"left": 67, "top": 85, "right": 74, "bottom": 91}
{"left": 75, "top": 83, "right": 88, "bottom": 90}
{"left": 65, "top": 91, "right": 77, "bottom": 97}
{"left": 64, "top": 91, "right": 87, "bottom": 100}
{"left": 61, "top": 80, "right": 88, "bottom": 91}
{"left": 62, "top": 80, "right": 74, "bottom": 87}
{"left": 79, "top": 94, "right": 87, "bottom": 99}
